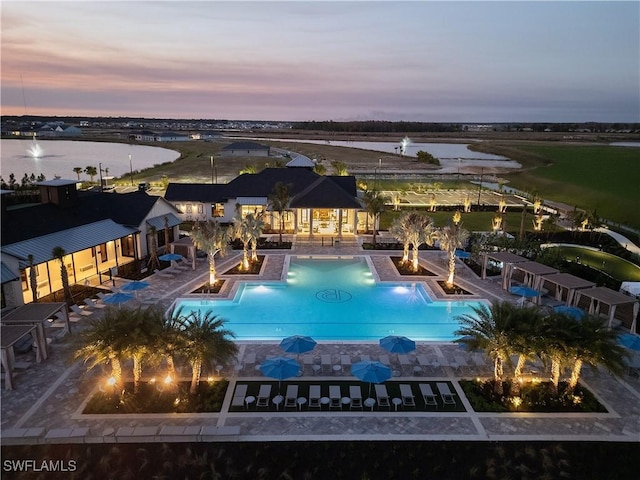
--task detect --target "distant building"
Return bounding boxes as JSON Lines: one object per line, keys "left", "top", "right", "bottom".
{"left": 155, "top": 131, "right": 190, "bottom": 142}
{"left": 220, "top": 141, "right": 270, "bottom": 157}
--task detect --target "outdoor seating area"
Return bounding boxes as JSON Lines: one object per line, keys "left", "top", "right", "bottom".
{"left": 228, "top": 381, "right": 464, "bottom": 413}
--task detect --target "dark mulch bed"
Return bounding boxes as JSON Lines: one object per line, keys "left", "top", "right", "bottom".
{"left": 460, "top": 379, "right": 607, "bottom": 413}
{"left": 83, "top": 379, "right": 229, "bottom": 414}
{"left": 223, "top": 255, "right": 265, "bottom": 275}
{"left": 436, "top": 280, "right": 472, "bottom": 295}
{"left": 390, "top": 256, "right": 437, "bottom": 276}
{"left": 4, "top": 441, "right": 638, "bottom": 479}
{"left": 191, "top": 279, "right": 225, "bottom": 294}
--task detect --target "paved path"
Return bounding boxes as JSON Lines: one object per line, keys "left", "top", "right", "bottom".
{"left": 2, "top": 246, "right": 639, "bottom": 445}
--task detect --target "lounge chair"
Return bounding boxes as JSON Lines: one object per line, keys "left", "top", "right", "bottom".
{"left": 244, "top": 353, "right": 256, "bottom": 370}
{"left": 83, "top": 298, "right": 105, "bottom": 309}
{"left": 379, "top": 354, "right": 391, "bottom": 366}
{"left": 329, "top": 385, "right": 342, "bottom": 409}
{"left": 321, "top": 354, "right": 332, "bottom": 372}
{"left": 375, "top": 384, "right": 390, "bottom": 409}
{"left": 436, "top": 382, "right": 456, "bottom": 405}
{"left": 398, "top": 355, "right": 412, "bottom": 374}
{"left": 285, "top": 385, "right": 298, "bottom": 409}
{"left": 96, "top": 292, "right": 109, "bottom": 300}
{"left": 349, "top": 385, "right": 363, "bottom": 409}
{"left": 231, "top": 384, "right": 248, "bottom": 408}
{"left": 419, "top": 383, "right": 438, "bottom": 407}
{"left": 340, "top": 355, "right": 351, "bottom": 370}
{"left": 256, "top": 384, "right": 271, "bottom": 408}
{"left": 399, "top": 384, "right": 416, "bottom": 408}
{"left": 303, "top": 354, "right": 315, "bottom": 374}
{"left": 309, "top": 385, "right": 321, "bottom": 409}
{"left": 70, "top": 305, "right": 92, "bottom": 317}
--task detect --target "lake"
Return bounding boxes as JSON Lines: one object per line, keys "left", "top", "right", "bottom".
{"left": 0, "top": 139, "right": 180, "bottom": 181}
{"left": 232, "top": 137, "right": 508, "bottom": 160}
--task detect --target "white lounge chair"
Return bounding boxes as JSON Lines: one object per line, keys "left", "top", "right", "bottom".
{"left": 285, "top": 385, "right": 298, "bottom": 409}
{"left": 419, "top": 383, "right": 438, "bottom": 407}
{"left": 321, "top": 354, "right": 332, "bottom": 373}
{"left": 309, "top": 385, "right": 321, "bottom": 409}
{"left": 400, "top": 384, "right": 415, "bottom": 408}
{"left": 375, "top": 384, "right": 390, "bottom": 409}
{"left": 329, "top": 385, "right": 341, "bottom": 409}
{"left": 232, "top": 384, "right": 248, "bottom": 408}
{"left": 256, "top": 384, "right": 271, "bottom": 408}
{"left": 70, "top": 305, "right": 92, "bottom": 317}
{"left": 349, "top": 385, "right": 362, "bottom": 409}
{"left": 83, "top": 298, "right": 105, "bottom": 309}
{"left": 436, "top": 382, "right": 456, "bottom": 405}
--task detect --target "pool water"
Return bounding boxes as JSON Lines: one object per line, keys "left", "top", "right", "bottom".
{"left": 176, "top": 257, "right": 484, "bottom": 341}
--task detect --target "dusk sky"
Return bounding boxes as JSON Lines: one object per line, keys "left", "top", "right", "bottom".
{"left": 1, "top": 1, "right": 638, "bottom": 122}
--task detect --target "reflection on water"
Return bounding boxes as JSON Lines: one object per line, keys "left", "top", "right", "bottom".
{"left": 0, "top": 139, "right": 179, "bottom": 179}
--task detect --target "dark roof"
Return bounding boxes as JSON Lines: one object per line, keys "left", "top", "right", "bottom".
{"left": 164, "top": 183, "right": 228, "bottom": 203}
{"left": 1, "top": 191, "right": 166, "bottom": 245}
{"left": 165, "top": 168, "right": 360, "bottom": 209}
{"left": 221, "top": 141, "right": 270, "bottom": 151}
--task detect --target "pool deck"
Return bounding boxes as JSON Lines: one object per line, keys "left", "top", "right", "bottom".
{"left": 2, "top": 245, "right": 639, "bottom": 445}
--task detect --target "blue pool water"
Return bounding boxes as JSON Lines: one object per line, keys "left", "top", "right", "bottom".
{"left": 175, "top": 257, "right": 484, "bottom": 341}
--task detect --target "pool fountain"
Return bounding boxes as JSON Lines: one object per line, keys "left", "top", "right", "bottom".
{"left": 400, "top": 136, "right": 411, "bottom": 155}
{"left": 27, "top": 136, "right": 43, "bottom": 158}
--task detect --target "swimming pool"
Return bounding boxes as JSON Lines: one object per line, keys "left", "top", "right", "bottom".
{"left": 175, "top": 257, "right": 485, "bottom": 341}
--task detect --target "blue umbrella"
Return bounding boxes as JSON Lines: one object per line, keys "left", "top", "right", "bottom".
{"left": 553, "top": 305, "right": 586, "bottom": 320}
{"left": 259, "top": 357, "right": 301, "bottom": 393}
{"left": 102, "top": 292, "right": 135, "bottom": 305}
{"left": 159, "top": 253, "right": 184, "bottom": 262}
{"left": 351, "top": 360, "right": 392, "bottom": 396}
{"left": 509, "top": 286, "right": 540, "bottom": 298}
{"left": 280, "top": 335, "right": 317, "bottom": 355}
{"left": 379, "top": 335, "right": 416, "bottom": 355}
{"left": 618, "top": 334, "right": 640, "bottom": 351}
{"left": 121, "top": 280, "right": 150, "bottom": 292}
{"left": 454, "top": 250, "right": 471, "bottom": 259}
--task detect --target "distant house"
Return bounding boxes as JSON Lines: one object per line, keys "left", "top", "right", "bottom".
{"left": 133, "top": 130, "right": 156, "bottom": 142}
{"left": 165, "top": 167, "right": 364, "bottom": 236}
{"left": 220, "top": 141, "right": 270, "bottom": 157}
{"left": 62, "top": 126, "right": 82, "bottom": 137}
{"left": 155, "top": 131, "right": 190, "bottom": 142}
{"left": 191, "top": 131, "right": 222, "bottom": 140}
{"left": 0, "top": 180, "right": 180, "bottom": 308}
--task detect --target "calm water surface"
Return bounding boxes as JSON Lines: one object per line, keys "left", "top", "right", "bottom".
{"left": 0, "top": 139, "right": 179, "bottom": 180}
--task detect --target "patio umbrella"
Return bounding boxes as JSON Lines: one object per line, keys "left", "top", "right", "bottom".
{"left": 121, "top": 280, "right": 150, "bottom": 292}
{"left": 351, "top": 360, "right": 392, "bottom": 396}
{"left": 618, "top": 333, "right": 640, "bottom": 351}
{"left": 159, "top": 253, "right": 184, "bottom": 262}
{"left": 379, "top": 335, "right": 416, "bottom": 363}
{"left": 509, "top": 286, "right": 540, "bottom": 298}
{"left": 279, "top": 335, "right": 317, "bottom": 357}
{"left": 553, "top": 305, "right": 586, "bottom": 320}
{"left": 454, "top": 250, "right": 471, "bottom": 259}
{"left": 259, "top": 357, "right": 301, "bottom": 393}
{"left": 102, "top": 292, "right": 135, "bottom": 306}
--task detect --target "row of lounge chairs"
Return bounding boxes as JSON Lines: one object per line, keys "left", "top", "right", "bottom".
{"left": 231, "top": 382, "right": 457, "bottom": 410}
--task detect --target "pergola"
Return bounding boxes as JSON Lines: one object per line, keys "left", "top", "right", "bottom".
{"left": 540, "top": 273, "right": 596, "bottom": 306}
{"left": 1, "top": 302, "right": 69, "bottom": 390}
{"left": 509, "top": 261, "right": 559, "bottom": 304}
{"left": 169, "top": 237, "right": 197, "bottom": 270}
{"left": 480, "top": 251, "right": 528, "bottom": 287}
{"left": 572, "top": 287, "right": 639, "bottom": 332}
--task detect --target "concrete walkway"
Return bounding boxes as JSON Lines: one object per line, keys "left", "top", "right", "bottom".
{"left": 2, "top": 246, "right": 639, "bottom": 445}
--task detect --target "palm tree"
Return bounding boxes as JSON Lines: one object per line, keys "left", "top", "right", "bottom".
{"left": 538, "top": 312, "right": 576, "bottom": 393}
{"left": 84, "top": 165, "right": 98, "bottom": 183}
{"left": 52, "top": 246, "right": 72, "bottom": 303}
{"left": 177, "top": 310, "right": 238, "bottom": 394}
{"left": 389, "top": 212, "right": 414, "bottom": 265}
{"left": 437, "top": 221, "right": 470, "bottom": 288}
{"left": 232, "top": 209, "right": 264, "bottom": 269}
{"left": 147, "top": 226, "right": 161, "bottom": 272}
{"left": 27, "top": 254, "right": 38, "bottom": 303}
{"left": 160, "top": 307, "right": 189, "bottom": 381}
{"left": 74, "top": 308, "right": 127, "bottom": 389}
{"left": 268, "top": 182, "right": 291, "bottom": 246}
{"left": 389, "top": 211, "right": 436, "bottom": 271}
{"left": 362, "top": 190, "right": 389, "bottom": 247}
{"left": 331, "top": 160, "right": 348, "bottom": 176}
{"left": 455, "top": 301, "right": 520, "bottom": 394}
{"left": 191, "top": 219, "right": 229, "bottom": 285}
{"left": 72, "top": 167, "right": 83, "bottom": 181}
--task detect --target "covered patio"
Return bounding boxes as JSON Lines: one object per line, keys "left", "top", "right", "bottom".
{"left": 508, "top": 261, "right": 559, "bottom": 304}
{"left": 480, "top": 251, "right": 528, "bottom": 286}
{"left": 572, "top": 287, "right": 639, "bottom": 332}
{"left": 539, "top": 273, "right": 596, "bottom": 306}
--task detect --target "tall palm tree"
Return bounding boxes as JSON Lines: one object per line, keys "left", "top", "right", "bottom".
{"left": 362, "top": 190, "right": 389, "bottom": 247}
{"left": 455, "top": 301, "right": 520, "bottom": 394}
{"left": 84, "top": 165, "right": 98, "bottom": 183}
{"left": 72, "top": 167, "right": 83, "bottom": 181}
{"left": 232, "top": 209, "right": 264, "bottom": 269}
{"left": 388, "top": 212, "right": 414, "bottom": 265}
{"left": 437, "top": 222, "right": 470, "bottom": 288}
{"left": 268, "top": 182, "right": 291, "bottom": 246}
{"left": 330, "top": 160, "right": 348, "bottom": 176}
{"left": 52, "top": 246, "right": 72, "bottom": 303}
{"left": 74, "top": 308, "right": 127, "bottom": 389}
{"left": 389, "top": 211, "right": 436, "bottom": 271}
{"left": 538, "top": 312, "right": 576, "bottom": 393}
{"left": 191, "top": 219, "right": 229, "bottom": 285}
{"left": 27, "top": 254, "right": 38, "bottom": 303}
{"left": 160, "top": 307, "right": 189, "bottom": 381}
{"left": 177, "top": 311, "right": 238, "bottom": 394}
{"left": 163, "top": 215, "right": 171, "bottom": 252}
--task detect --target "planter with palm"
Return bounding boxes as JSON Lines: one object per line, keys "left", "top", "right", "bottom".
{"left": 191, "top": 219, "right": 229, "bottom": 285}
{"left": 437, "top": 220, "right": 470, "bottom": 288}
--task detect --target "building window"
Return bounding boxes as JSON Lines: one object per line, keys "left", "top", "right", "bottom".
{"left": 175, "top": 204, "right": 183, "bottom": 213}
{"left": 186, "top": 204, "right": 193, "bottom": 214}
{"left": 197, "top": 204, "right": 203, "bottom": 214}
{"left": 212, "top": 203, "right": 224, "bottom": 217}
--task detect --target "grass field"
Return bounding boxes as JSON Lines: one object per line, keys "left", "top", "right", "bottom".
{"left": 548, "top": 245, "right": 640, "bottom": 281}
{"left": 477, "top": 143, "right": 640, "bottom": 229}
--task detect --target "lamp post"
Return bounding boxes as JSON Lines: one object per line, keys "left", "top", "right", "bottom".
{"left": 210, "top": 155, "right": 215, "bottom": 184}
{"left": 129, "top": 154, "right": 134, "bottom": 186}
{"left": 98, "top": 162, "right": 104, "bottom": 192}
{"left": 477, "top": 167, "right": 484, "bottom": 206}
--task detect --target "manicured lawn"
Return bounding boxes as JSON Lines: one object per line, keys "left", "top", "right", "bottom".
{"left": 549, "top": 245, "right": 640, "bottom": 281}
{"left": 497, "top": 144, "right": 640, "bottom": 229}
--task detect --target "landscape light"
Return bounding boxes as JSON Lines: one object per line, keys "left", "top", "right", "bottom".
{"left": 107, "top": 377, "right": 116, "bottom": 386}
{"left": 164, "top": 375, "right": 172, "bottom": 384}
